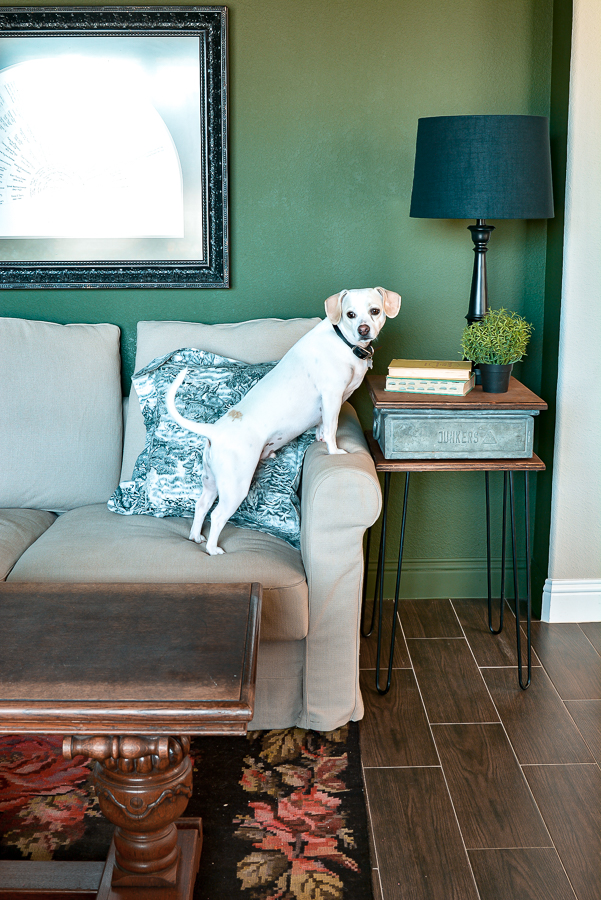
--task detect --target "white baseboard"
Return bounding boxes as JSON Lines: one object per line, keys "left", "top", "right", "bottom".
{"left": 541, "top": 578, "right": 601, "bottom": 622}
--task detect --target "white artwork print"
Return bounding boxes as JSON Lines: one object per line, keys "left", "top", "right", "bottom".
{"left": 0, "top": 56, "right": 185, "bottom": 239}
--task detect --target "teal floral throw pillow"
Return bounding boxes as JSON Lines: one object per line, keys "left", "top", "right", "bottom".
{"left": 108, "top": 348, "right": 315, "bottom": 549}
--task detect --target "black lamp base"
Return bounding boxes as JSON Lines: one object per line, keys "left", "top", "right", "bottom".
{"left": 466, "top": 219, "right": 495, "bottom": 326}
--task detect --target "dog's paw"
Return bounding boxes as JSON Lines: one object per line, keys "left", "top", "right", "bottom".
{"left": 329, "top": 447, "right": 348, "bottom": 455}
{"left": 189, "top": 531, "right": 207, "bottom": 544}
{"left": 205, "top": 545, "right": 225, "bottom": 556}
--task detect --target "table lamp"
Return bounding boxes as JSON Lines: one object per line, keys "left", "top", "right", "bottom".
{"left": 409, "top": 115, "right": 554, "bottom": 325}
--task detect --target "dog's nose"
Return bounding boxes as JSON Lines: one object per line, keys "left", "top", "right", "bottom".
{"left": 358, "top": 324, "right": 370, "bottom": 337}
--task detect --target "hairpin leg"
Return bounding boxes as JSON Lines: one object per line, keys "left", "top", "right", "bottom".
{"left": 361, "top": 525, "right": 374, "bottom": 637}
{"left": 376, "top": 472, "right": 410, "bottom": 695}
{"left": 362, "top": 472, "right": 390, "bottom": 639}
{"left": 510, "top": 471, "right": 532, "bottom": 689}
{"left": 486, "top": 471, "right": 507, "bottom": 635}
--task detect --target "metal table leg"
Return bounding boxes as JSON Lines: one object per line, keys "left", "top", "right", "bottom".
{"left": 487, "top": 471, "right": 507, "bottom": 635}
{"left": 510, "top": 470, "right": 532, "bottom": 689}
{"left": 361, "top": 473, "right": 390, "bottom": 639}
{"left": 373, "top": 472, "right": 410, "bottom": 695}
{"left": 485, "top": 469, "right": 532, "bottom": 689}
{"left": 360, "top": 470, "right": 411, "bottom": 694}
{"left": 361, "top": 523, "right": 374, "bottom": 637}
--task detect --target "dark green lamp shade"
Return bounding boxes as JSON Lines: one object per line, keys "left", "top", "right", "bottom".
{"left": 410, "top": 115, "right": 554, "bottom": 220}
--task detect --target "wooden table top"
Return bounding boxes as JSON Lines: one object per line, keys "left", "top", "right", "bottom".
{"left": 0, "top": 582, "right": 262, "bottom": 735}
{"left": 366, "top": 431, "right": 546, "bottom": 473}
{"left": 367, "top": 374, "right": 548, "bottom": 411}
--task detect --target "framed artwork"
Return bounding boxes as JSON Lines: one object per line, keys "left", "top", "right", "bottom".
{"left": 0, "top": 6, "right": 228, "bottom": 288}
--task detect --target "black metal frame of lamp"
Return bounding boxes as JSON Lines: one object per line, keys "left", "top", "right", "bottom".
{"left": 466, "top": 219, "right": 495, "bottom": 326}
{"left": 466, "top": 219, "right": 495, "bottom": 385}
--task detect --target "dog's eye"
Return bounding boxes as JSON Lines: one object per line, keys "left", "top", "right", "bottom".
{"left": 346, "top": 311, "right": 356, "bottom": 319}
{"left": 370, "top": 308, "right": 381, "bottom": 316}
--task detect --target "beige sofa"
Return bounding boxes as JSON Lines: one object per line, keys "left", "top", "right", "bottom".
{"left": 0, "top": 316, "right": 381, "bottom": 731}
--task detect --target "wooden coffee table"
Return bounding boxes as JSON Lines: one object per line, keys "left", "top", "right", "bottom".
{"left": 0, "top": 582, "right": 262, "bottom": 900}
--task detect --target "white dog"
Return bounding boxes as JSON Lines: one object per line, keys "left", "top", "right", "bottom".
{"left": 166, "top": 287, "right": 400, "bottom": 554}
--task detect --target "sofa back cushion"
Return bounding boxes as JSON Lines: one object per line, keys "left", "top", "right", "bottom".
{"left": 121, "top": 317, "right": 321, "bottom": 480}
{"left": 0, "top": 318, "right": 123, "bottom": 512}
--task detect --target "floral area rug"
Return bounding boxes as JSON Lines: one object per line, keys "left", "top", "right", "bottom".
{"left": 0, "top": 724, "right": 373, "bottom": 900}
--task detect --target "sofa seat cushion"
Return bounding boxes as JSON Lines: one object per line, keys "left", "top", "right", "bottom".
{"left": 0, "top": 509, "right": 57, "bottom": 581}
{"left": 0, "top": 318, "right": 123, "bottom": 511}
{"left": 8, "top": 504, "right": 308, "bottom": 642}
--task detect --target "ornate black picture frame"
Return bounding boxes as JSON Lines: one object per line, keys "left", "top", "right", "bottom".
{"left": 0, "top": 6, "right": 228, "bottom": 288}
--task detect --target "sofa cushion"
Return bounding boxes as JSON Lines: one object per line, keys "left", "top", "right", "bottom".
{"left": 0, "top": 509, "right": 57, "bottom": 581}
{"left": 109, "top": 348, "right": 314, "bottom": 548}
{"left": 0, "top": 318, "right": 123, "bottom": 511}
{"left": 121, "top": 317, "right": 321, "bottom": 480}
{"left": 8, "top": 504, "right": 309, "bottom": 642}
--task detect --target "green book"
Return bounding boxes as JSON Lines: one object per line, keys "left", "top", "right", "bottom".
{"left": 385, "top": 374, "right": 475, "bottom": 395}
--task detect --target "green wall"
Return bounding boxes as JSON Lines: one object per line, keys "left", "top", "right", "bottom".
{"left": 1, "top": 0, "right": 567, "bottom": 604}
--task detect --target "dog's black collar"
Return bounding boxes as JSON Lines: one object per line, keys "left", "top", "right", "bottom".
{"left": 333, "top": 324, "right": 374, "bottom": 361}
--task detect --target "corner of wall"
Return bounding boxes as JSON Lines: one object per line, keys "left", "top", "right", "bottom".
{"left": 531, "top": 0, "right": 573, "bottom": 618}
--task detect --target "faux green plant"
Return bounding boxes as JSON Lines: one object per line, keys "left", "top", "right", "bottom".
{"left": 460, "top": 308, "right": 533, "bottom": 365}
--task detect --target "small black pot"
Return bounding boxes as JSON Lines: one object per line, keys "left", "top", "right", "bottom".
{"left": 479, "top": 363, "right": 513, "bottom": 393}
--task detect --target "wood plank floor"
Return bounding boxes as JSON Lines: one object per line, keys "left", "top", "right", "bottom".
{"left": 360, "top": 599, "right": 601, "bottom": 900}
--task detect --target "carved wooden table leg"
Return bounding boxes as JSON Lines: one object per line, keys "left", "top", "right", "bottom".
{"left": 1, "top": 583, "right": 261, "bottom": 898}
{"left": 63, "top": 735, "right": 202, "bottom": 899}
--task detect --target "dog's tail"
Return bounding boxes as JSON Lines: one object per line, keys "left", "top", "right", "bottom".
{"left": 165, "top": 368, "right": 215, "bottom": 440}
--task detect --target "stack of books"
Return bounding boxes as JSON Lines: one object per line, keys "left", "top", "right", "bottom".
{"left": 385, "top": 359, "right": 475, "bottom": 395}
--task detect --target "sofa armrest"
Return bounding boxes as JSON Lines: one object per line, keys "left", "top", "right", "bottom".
{"left": 299, "top": 402, "right": 381, "bottom": 730}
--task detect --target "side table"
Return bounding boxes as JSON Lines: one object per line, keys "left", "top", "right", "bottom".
{"left": 362, "top": 375, "right": 547, "bottom": 695}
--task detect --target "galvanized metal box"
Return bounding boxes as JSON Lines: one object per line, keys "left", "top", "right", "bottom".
{"left": 373, "top": 408, "right": 539, "bottom": 460}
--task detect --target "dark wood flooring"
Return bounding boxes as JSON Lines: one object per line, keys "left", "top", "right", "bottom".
{"left": 359, "top": 598, "right": 601, "bottom": 900}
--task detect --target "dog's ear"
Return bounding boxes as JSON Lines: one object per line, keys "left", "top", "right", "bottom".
{"left": 324, "top": 290, "right": 347, "bottom": 325}
{"left": 375, "top": 287, "right": 401, "bottom": 318}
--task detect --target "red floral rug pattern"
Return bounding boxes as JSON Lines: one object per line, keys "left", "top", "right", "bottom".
{"left": 233, "top": 728, "right": 361, "bottom": 899}
{"left": 1, "top": 726, "right": 373, "bottom": 899}
{"left": 0, "top": 735, "right": 98, "bottom": 861}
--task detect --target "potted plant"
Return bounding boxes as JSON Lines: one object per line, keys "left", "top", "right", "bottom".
{"left": 460, "top": 308, "right": 533, "bottom": 393}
